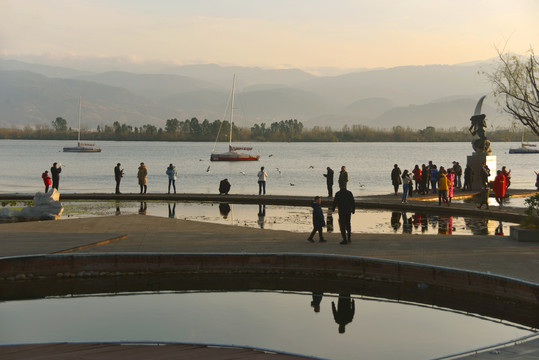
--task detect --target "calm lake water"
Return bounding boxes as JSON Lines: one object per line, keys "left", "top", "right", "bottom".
{"left": 1, "top": 140, "right": 537, "bottom": 196}
{"left": 0, "top": 291, "right": 532, "bottom": 360}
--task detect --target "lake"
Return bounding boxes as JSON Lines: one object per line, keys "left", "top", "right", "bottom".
{"left": 1, "top": 140, "right": 537, "bottom": 196}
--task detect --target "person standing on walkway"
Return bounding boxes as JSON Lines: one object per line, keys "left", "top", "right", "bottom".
{"left": 447, "top": 168, "right": 455, "bottom": 203}
{"left": 412, "top": 164, "right": 421, "bottom": 192}
{"left": 501, "top": 166, "right": 511, "bottom": 190}
{"left": 114, "top": 163, "right": 124, "bottom": 194}
{"left": 437, "top": 167, "right": 449, "bottom": 206}
{"left": 308, "top": 196, "right": 326, "bottom": 243}
{"left": 455, "top": 161, "right": 463, "bottom": 188}
{"left": 463, "top": 164, "right": 474, "bottom": 192}
{"left": 257, "top": 166, "right": 268, "bottom": 195}
{"left": 137, "top": 162, "right": 148, "bottom": 194}
{"left": 166, "top": 163, "right": 177, "bottom": 194}
{"left": 391, "top": 164, "right": 401, "bottom": 195}
{"left": 493, "top": 170, "right": 506, "bottom": 207}
{"left": 323, "top": 167, "right": 334, "bottom": 197}
{"left": 480, "top": 162, "right": 490, "bottom": 186}
{"left": 50, "top": 162, "right": 62, "bottom": 191}
{"left": 42, "top": 170, "right": 51, "bottom": 193}
{"left": 401, "top": 170, "right": 412, "bottom": 204}
{"left": 429, "top": 164, "right": 438, "bottom": 194}
{"left": 219, "top": 178, "right": 231, "bottom": 195}
{"left": 338, "top": 166, "right": 349, "bottom": 189}
{"left": 332, "top": 184, "right": 355, "bottom": 245}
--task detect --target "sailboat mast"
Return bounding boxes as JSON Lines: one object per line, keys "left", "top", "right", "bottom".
{"left": 229, "top": 75, "right": 236, "bottom": 147}
{"left": 77, "top": 96, "right": 81, "bottom": 144}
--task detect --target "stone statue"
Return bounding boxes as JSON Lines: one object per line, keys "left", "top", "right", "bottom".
{"left": 468, "top": 95, "right": 492, "bottom": 154}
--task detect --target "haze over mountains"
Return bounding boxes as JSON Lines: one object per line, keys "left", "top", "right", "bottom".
{"left": 0, "top": 57, "right": 506, "bottom": 130}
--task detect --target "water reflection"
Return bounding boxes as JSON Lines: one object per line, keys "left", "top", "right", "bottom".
{"left": 495, "top": 221, "right": 505, "bottom": 236}
{"left": 257, "top": 204, "right": 266, "bottom": 228}
{"left": 168, "top": 203, "right": 176, "bottom": 218}
{"left": 310, "top": 292, "right": 323, "bottom": 313}
{"left": 60, "top": 201, "right": 517, "bottom": 236}
{"left": 326, "top": 208, "right": 333, "bottom": 233}
{"left": 390, "top": 212, "right": 401, "bottom": 231}
{"left": 219, "top": 203, "right": 231, "bottom": 219}
{"left": 332, "top": 294, "right": 355, "bottom": 334}
{"left": 138, "top": 202, "right": 147, "bottom": 215}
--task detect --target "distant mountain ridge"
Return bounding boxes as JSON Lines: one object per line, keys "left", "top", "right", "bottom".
{"left": 0, "top": 58, "right": 506, "bottom": 130}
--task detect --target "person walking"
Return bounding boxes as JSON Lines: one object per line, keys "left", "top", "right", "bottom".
{"left": 391, "top": 164, "right": 402, "bottom": 195}
{"left": 338, "top": 166, "right": 349, "bottom": 189}
{"left": 114, "top": 163, "right": 124, "bottom": 194}
{"left": 331, "top": 184, "right": 355, "bottom": 245}
{"left": 437, "top": 167, "right": 450, "bottom": 206}
{"left": 307, "top": 196, "right": 326, "bottom": 243}
{"left": 50, "top": 162, "right": 62, "bottom": 191}
{"left": 42, "top": 170, "right": 51, "bottom": 193}
{"left": 477, "top": 184, "right": 490, "bottom": 210}
{"left": 257, "top": 166, "right": 268, "bottom": 195}
{"left": 401, "top": 170, "right": 412, "bottom": 203}
{"left": 166, "top": 163, "right": 177, "bottom": 194}
{"left": 493, "top": 170, "right": 507, "bottom": 207}
{"left": 323, "top": 167, "right": 334, "bottom": 197}
{"left": 137, "top": 162, "right": 148, "bottom": 194}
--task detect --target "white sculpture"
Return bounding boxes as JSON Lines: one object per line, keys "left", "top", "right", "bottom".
{"left": 0, "top": 189, "right": 64, "bottom": 221}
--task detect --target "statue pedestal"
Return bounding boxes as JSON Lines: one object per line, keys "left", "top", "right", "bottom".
{"left": 467, "top": 153, "right": 496, "bottom": 190}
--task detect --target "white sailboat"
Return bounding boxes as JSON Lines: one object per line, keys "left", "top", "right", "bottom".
{"left": 509, "top": 128, "right": 538, "bottom": 154}
{"left": 63, "top": 97, "right": 101, "bottom": 153}
{"left": 210, "top": 75, "right": 259, "bottom": 161}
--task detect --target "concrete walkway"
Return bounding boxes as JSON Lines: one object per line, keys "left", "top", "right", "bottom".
{"left": 1, "top": 193, "right": 538, "bottom": 359}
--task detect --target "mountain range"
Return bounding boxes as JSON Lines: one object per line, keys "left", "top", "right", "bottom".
{"left": 0, "top": 58, "right": 505, "bottom": 130}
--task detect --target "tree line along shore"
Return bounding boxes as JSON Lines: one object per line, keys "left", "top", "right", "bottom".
{"left": 1, "top": 118, "right": 538, "bottom": 142}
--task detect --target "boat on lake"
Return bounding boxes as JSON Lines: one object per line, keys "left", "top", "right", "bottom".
{"left": 63, "top": 97, "right": 101, "bottom": 153}
{"left": 210, "top": 75, "right": 259, "bottom": 161}
{"left": 509, "top": 131, "right": 538, "bottom": 154}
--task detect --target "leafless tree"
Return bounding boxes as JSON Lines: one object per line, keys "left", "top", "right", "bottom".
{"left": 486, "top": 47, "right": 539, "bottom": 136}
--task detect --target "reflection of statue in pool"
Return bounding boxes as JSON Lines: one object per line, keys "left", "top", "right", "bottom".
{"left": 257, "top": 204, "right": 266, "bottom": 228}
{"left": 311, "top": 292, "right": 323, "bottom": 313}
{"left": 332, "top": 294, "right": 355, "bottom": 334}
{"left": 168, "top": 203, "right": 176, "bottom": 218}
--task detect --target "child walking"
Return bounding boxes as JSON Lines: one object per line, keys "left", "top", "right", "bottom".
{"left": 308, "top": 196, "right": 326, "bottom": 243}
{"left": 477, "top": 184, "right": 490, "bottom": 210}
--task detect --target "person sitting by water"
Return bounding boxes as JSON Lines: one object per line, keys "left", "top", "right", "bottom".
{"left": 219, "top": 178, "right": 231, "bottom": 195}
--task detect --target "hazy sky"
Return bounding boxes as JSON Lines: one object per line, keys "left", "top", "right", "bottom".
{"left": 1, "top": 0, "right": 537, "bottom": 70}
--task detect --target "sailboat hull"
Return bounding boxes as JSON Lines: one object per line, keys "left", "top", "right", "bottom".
{"left": 211, "top": 151, "right": 259, "bottom": 161}
{"left": 63, "top": 146, "right": 102, "bottom": 153}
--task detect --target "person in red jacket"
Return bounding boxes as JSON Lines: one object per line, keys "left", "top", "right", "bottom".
{"left": 42, "top": 170, "right": 52, "bottom": 193}
{"left": 412, "top": 164, "right": 421, "bottom": 192}
{"left": 493, "top": 170, "right": 507, "bottom": 207}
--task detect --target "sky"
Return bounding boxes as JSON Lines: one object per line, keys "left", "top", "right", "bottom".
{"left": 1, "top": 0, "right": 538, "bottom": 72}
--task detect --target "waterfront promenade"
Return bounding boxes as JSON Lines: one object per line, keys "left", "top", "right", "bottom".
{"left": 1, "top": 191, "right": 538, "bottom": 359}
